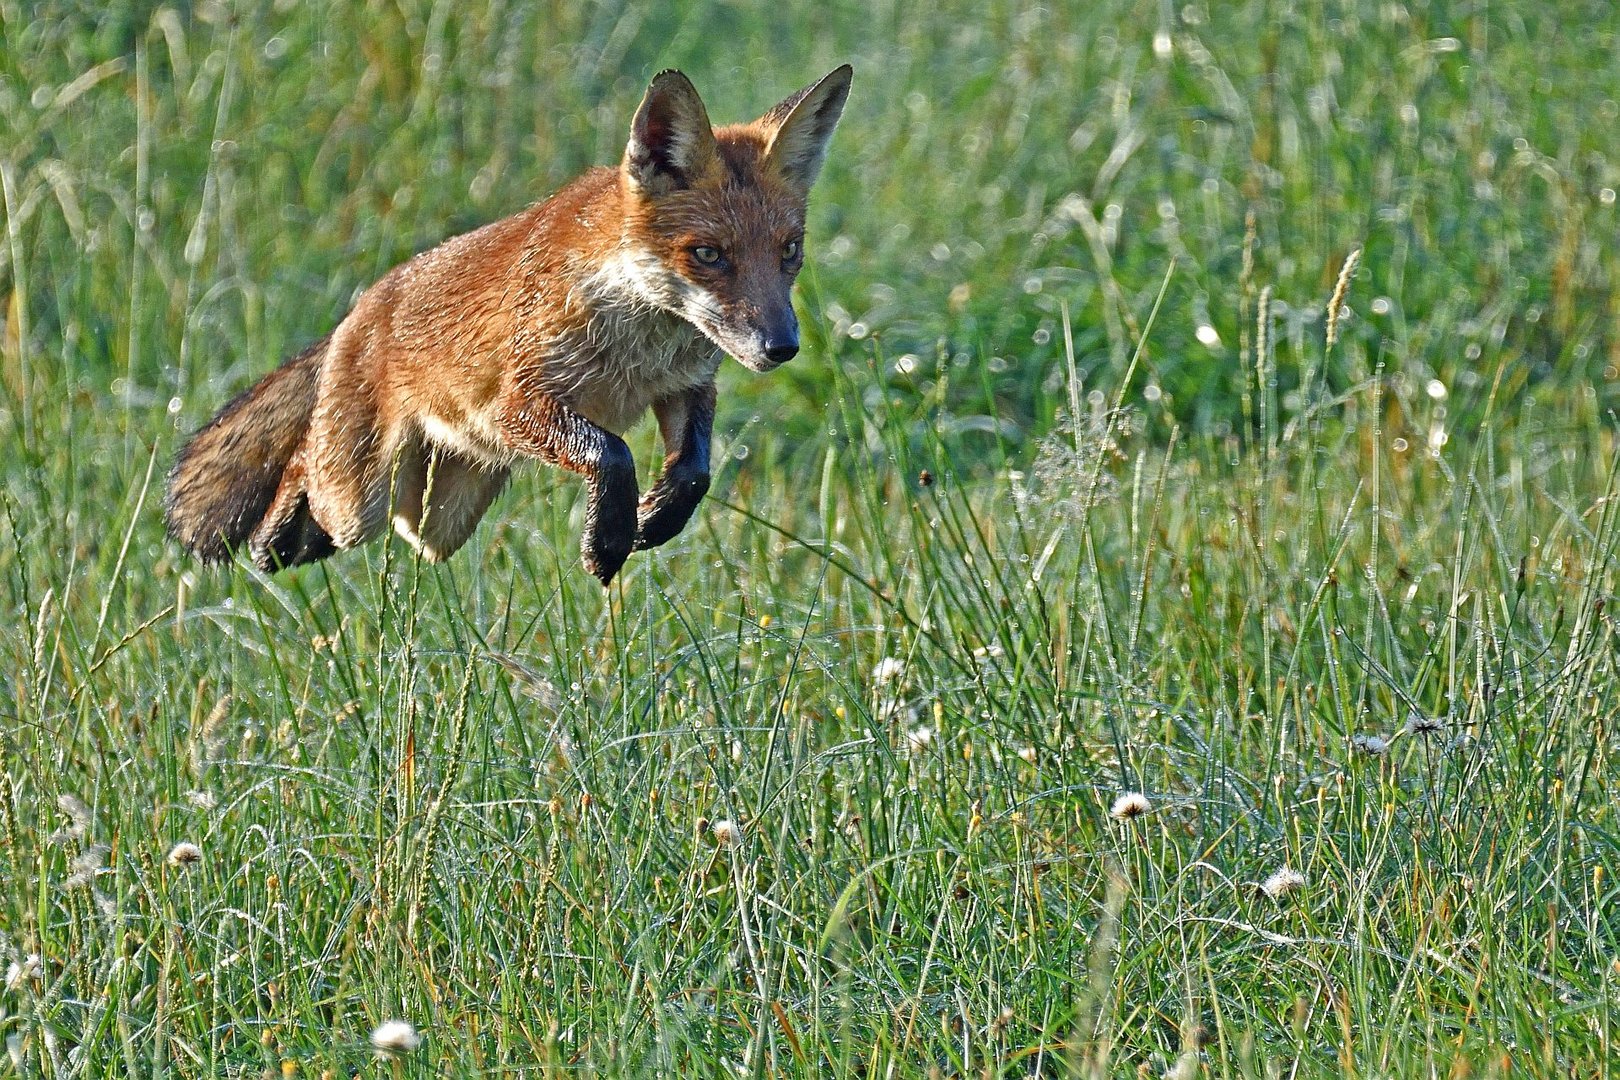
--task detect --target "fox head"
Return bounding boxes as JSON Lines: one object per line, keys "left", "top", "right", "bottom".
{"left": 617, "top": 66, "right": 852, "bottom": 372}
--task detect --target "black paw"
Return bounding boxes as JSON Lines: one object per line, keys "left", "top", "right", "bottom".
{"left": 633, "top": 470, "right": 710, "bottom": 551}
{"left": 583, "top": 516, "right": 635, "bottom": 586}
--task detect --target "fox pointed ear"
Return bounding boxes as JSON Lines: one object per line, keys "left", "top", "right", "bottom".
{"left": 625, "top": 70, "right": 718, "bottom": 195}
{"left": 761, "top": 64, "right": 852, "bottom": 193}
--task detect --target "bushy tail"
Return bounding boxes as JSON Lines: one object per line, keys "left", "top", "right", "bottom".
{"left": 165, "top": 336, "right": 329, "bottom": 565}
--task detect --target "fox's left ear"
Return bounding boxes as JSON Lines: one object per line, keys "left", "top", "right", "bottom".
{"left": 761, "top": 65, "right": 853, "bottom": 193}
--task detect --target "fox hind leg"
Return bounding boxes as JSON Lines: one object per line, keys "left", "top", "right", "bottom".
{"left": 299, "top": 348, "right": 401, "bottom": 552}
{"left": 248, "top": 447, "right": 337, "bottom": 570}
{"left": 392, "top": 442, "right": 510, "bottom": 562}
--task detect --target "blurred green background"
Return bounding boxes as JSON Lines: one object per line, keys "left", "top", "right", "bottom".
{"left": 4, "top": 0, "right": 1615, "bottom": 463}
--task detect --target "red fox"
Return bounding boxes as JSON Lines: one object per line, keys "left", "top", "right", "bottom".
{"left": 166, "top": 66, "right": 851, "bottom": 585}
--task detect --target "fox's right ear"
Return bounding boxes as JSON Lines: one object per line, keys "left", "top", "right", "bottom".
{"left": 624, "top": 70, "right": 718, "bottom": 195}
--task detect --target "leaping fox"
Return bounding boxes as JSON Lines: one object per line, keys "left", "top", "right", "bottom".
{"left": 165, "top": 65, "right": 851, "bottom": 585}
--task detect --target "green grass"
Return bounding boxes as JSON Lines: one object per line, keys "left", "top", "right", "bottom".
{"left": 3, "top": 1, "right": 1620, "bottom": 1076}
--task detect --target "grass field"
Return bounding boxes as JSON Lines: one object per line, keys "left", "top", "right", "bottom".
{"left": 3, "top": 1, "right": 1620, "bottom": 1076}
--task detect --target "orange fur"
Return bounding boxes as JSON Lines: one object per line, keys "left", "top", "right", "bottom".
{"left": 165, "top": 66, "right": 851, "bottom": 584}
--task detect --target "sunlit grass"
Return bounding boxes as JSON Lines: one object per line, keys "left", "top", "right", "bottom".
{"left": 3, "top": 2, "right": 1619, "bottom": 1076}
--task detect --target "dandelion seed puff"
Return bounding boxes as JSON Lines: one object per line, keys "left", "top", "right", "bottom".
{"left": 370, "top": 1019, "right": 421, "bottom": 1056}
{"left": 1261, "top": 867, "right": 1307, "bottom": 899}
{"left": 1017, "top": 745, "right": 1038, "bottom": 764}
{"left": 184, "top": 789, "right": 218, "bottom": 811}
{"left": 904, "top": 726, "right": 934, "bottom": 754}
{"left": 710, "top": 819, "right": 742, "bottom": 848}
{"left": 1350, "top": 733, "right": 1391, "bottom": 756}
{"left": 1404, "top": 711, "right": 1445, "bottom": 737}
{"left": 1110, "top": 791, "right": 1151, "bottom": 820}
{"left": 872, "top": 656, "right": 907, "bottom": 684}
{"left": 5, "top": 954, "right": 41, "bottom": 993}
{"left": 166, "top": 842, "right": 203, "bottom": 868}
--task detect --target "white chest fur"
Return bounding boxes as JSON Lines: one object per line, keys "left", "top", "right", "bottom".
{"left": 547, "top": 250, "right": 724, "bottom": 434}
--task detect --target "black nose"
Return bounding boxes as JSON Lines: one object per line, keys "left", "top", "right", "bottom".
{"left": 764, "top": 341, "right": 799, "bottom": 364}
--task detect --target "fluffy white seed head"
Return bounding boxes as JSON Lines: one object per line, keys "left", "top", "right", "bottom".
{"left": 1404, "top": 711, "right": 1445, "bottom": 737}
{"left": 64, "top": 844, "right": 108, "bottom": 889}
{"left": 1261, "top": 867, "right": 1307, "bottom": 899}
{"left": 166, "top": 842, "right": 203, "bottom": 868}
{"left": 1110, "top": 791, "right": 1151, "bottom": 821}
{"left": 370, "top": 1019, "right": 422, "bottom": 1055}
{"left": 1351, "top": 733, "right": 1391, "bottom": 756}
{"left": 57, "top": 793, "right": 92, "bottom": 836}
{"left": 872, "top": 656, "right": 907, "bottom": 684}
{"left": 710, "top": 818, "right": 742, "bottom": 848}
{"left": 5, "top": 954, "right": 42, "bottom": 993}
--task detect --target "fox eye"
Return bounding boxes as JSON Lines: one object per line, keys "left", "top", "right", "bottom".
{"left": 691, "top": 245, "right": 723, "bottom": 266}
{"left": 782, "top": 238, "right": 802, "bottom": 261}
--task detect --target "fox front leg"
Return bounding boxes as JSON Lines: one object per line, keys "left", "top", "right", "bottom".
{"left": 499, "top": 390, "right": 639, "bottom": 585}
{"left": 635, "top": 382, "right": 715, "bottom": 551}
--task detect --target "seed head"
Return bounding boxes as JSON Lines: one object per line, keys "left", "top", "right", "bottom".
{"left": 1404, "top": 711, "right": 1445, "bottom": 737}
{"left": 1261, "top": 867, "right": 1307, "bottom": 899}
{"left": 1350, "top": 733, "right": 1391, "bottom": 756}
{"left": 64, "top": 844, "right": 109, "bottom": 889}
{"left": 57, "top": 793, "right": 92, "bottom": 837}
{"left": 5, "top": 954, "right": 42, "bottom": 993}
{"left": 872, "top": 656, "right": 907, "bottom": 685}
{"left": 1110, "top": 791, "right": 1152, "bottom": 821}
{"left": 166, "top": 842, "right": 203, "bottom": 868}
{"left": 1325, "top": 247, "right": 1361, "bottom": 349}
{"left": 710, "top": 819, "right": 742, "bottom": 848}
{"left": 370, "top": 1019, "right": 421, "bottom": 1056}
{"left": 904, "top": 726, "right": 935, "bottom": 754}
{"left": 195, "top": 694, "right": 232, "bottom": 767}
